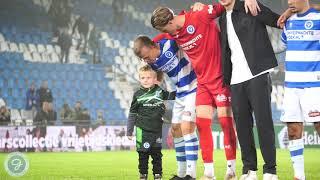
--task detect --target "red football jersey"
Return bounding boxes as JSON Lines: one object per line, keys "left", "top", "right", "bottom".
{"left": 155, "top": 4, "right": 225, "bottom": 85}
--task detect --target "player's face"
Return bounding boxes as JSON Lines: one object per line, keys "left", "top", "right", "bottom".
{"left": 160, "top": 21, "right": 178, "bottom": 35}
{"left": 288, "top": 0, "right": 307, "bottom": 13}
{"left": 139, "top": 46, "right": 158, "bottom": 63}
{"left": 219, "top": 0, "right": 234, "bottom": 7}
{"left": 139, "top": 71, "right": 157, "bottom": 88}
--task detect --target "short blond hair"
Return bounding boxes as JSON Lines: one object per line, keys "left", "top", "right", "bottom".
{"left": 133, "top": 35, "right": 156, "bottom": 59}
{"left": 139, "top": 65, "right": 163, "bottom": 82}
{"left": 151, "top": 7, "right": 174, "bottom": 30}
{"left": 139, "top": 65, "right": 156, "bottom": 75}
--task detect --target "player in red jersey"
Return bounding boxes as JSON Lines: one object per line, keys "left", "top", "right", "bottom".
{"left": 151, "top": 1, "right": 259, "bottom": 179}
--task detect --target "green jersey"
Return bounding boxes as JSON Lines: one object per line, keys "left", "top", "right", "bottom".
{"left": 127, "top": 85, "right": 175, "bottom": 135}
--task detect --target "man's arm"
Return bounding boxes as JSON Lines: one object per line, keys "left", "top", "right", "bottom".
{"left": 249, "top": 2, "right": 280, "bottom": 28}
{"left": 153, "top": 33, "right": 173, "bottom": 43}
{"left": 278, "top": 4, "right": 320, "bottom": 28}
{"left": 127, "top": 95, "right": 138, "bottom": 136}
{"left": 192, "top": 0, "right": 260, "bottom": 19}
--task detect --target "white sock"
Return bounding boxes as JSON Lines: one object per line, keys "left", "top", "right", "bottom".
{"left": 184, "top": 132, "right": 199, "bottom": 178}
{"left": 289, "top": 139, "right": 305, "bottom": 179}
{"left": 204, "top": 163, "right": 214, "bottom": 177}
{"left": 174, "top": 137, "right": 186, "bottom": 178}
{"left": 226, "top": 159, "right": 236, "bottom": 175}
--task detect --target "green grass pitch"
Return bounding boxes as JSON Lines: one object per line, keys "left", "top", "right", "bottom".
{"left": 0, "top": 149, "right": 319, "bottom": 180}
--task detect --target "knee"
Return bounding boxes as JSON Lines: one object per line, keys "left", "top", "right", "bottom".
{"left": 196, "top": 105, "right": 213, "bottom": 119}
{"left": 287, "top": 124, "right": 302, "bottom": 139}
{"left": 314, "top": 122, "right": 320, "bottom": 135}
{"left": 217, "top": 107, "right": 233, "bottom": 118}
{"left": 171, "top": 124, "right": 181, "bottom": 134}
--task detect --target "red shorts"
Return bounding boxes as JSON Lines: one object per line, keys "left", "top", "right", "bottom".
{"left": 196, "top": 80, "right": 231, "bottom": 107}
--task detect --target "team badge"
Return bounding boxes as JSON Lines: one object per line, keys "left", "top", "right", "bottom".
{"left": 304, "top": 20, "right": 313, "bottom": 30}
{"left": 143, "top": 142, "right": 150, "bottom": 149}
{"left": 187, "top": 25, "right": 195, "bottom": 34}
{"left": 164, "top": 51, "right": 173, "bottom": 59}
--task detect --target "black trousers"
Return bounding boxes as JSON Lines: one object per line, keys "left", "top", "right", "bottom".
{"left": 138, "top": 147, "right": 162, "bottom": 175}
{"left": 230, "top": 73, "right": 276, "bottom": 174}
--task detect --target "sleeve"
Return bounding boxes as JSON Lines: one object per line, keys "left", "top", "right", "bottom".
{"left": 153, "top": 33, "right": 173, "bottom": 43}
{"left": 199, "top": 3, "right": 225, "bottom": 22}
{"left": 281, "top": 26, "right": 287, "bottom": 45}
{"left": 253, "top": 2, "right": 280, "bottom": 27}
{"left": 162, "top": 90, "right": 176, "bottom": 100}
{"left": 127, "top": 94, "right": 138, "bottom": 136}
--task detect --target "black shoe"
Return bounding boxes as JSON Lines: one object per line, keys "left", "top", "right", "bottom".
{"left": 140, "top": 174, "right": 148, "bottom": 180}
{"left": 169, "top": 175, "right": 184, "bottom": 180}
{"left": 154, "top": 174, "right": 162, "bottom": 180}
{"left": 184, "top": 175, "right": 196, "bottom": 180}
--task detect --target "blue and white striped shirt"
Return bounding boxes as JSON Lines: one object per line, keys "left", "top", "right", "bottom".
{"left": 281, "top": 8, "right": 320, "bottom": 88}
{"left": 150, "top": 39, "right": 197, "bottom": 98}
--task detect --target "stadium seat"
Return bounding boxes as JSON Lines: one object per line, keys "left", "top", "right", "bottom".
{"left": 32, "top": 52, "right": 42, "bottom": 62}
{"left": 0, "top": 33, "right": 5, "bottom": 42}
{"left": 37, "top": 44, "right": 46, "bottom": 53}
{"left": 41, "top": 53, "right": 51, "bottom": 63}
{"left": 28, "top": 43, "right": 37, "bottom": 53}
{"left": 23, "top": 51, "right": 32, "bottom": 61}
{"left": 119, "top": 47, "right": 126, "bottom": 56}
{"left": 0, "top": 42, "right": 9, "bottom": 51}
{"left": 18, "top": 43, "right": 27, "bottom": 52}
{"left": 9, "top": 42, "right": 19, "bottom": 52}
{"left": 51, "top": 52, "right": 60, "bottom": 63}
{"left": 46, "top": 44, "right": 54, "bottom": 54}
{"left": 54, "top": 45, "right": 61, "bottom": 55}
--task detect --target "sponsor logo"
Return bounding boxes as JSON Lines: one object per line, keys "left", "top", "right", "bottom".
{"left": 181, "top": 34, "right": 202, "bottom": 51}
{"left": 308, "top": 110, "right": 320, "bottom": 117}
{"left": 304, "top": 20, "right": 313, "bottom": 30}
{"left": 156, "top": 138, "right": 162, "bottom": 144}
{"left": 187, "top": 25, "right": 195, "bottom": 34}
{"left": 208, "top": 5, "right": 213, "bottom": 14}
{"left": 216, "top": 94, "right": 227, "bottom": 102}
{"left": 143, "top": 142, "right": 150, "bottom": 149}
{"left": 4, "top": 152, "right": 29, "bottom": 177}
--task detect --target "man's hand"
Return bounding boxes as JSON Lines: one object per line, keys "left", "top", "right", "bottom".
{"left": 277, "top": 9, "right": 292, "bottom": 28}
{"left": 191, "top": 2, "right": 205, "bottom": 12}
{"left": 244, "top": 0, "right": 261, "bottom": 16}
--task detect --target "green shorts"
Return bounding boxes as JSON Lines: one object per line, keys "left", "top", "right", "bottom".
{"left": 136, "top": 127, "right": 162, "bottom": 152}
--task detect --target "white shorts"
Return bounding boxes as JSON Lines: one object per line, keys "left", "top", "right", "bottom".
{"left": 281, "top": 87, "right": 320, "bottom": 123}
{"left": 171, "top": 92, "right": 196, "bottom": 124}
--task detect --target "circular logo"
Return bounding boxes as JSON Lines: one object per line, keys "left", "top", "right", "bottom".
{"left": 143, "top": 142, "right": 150, "bottom": 149}
{"left": 187, "top": 25, "right": 195, "bottom": 34}
{"left": 305, "top": 20, "right": 313, "bottom": 30}
{"left": 4, "top": 152, "right": 29, "bottom": 177}
{"left": 164, "top": 51, "right": 173, "bottom": 59}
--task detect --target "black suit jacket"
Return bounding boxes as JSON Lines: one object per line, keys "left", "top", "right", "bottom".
{"left": 219, "top": 0, "right": 280, "bottom": 85}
